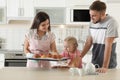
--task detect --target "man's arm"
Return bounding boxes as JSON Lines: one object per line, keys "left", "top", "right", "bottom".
{"left": 97, "top": 37, "right": 115, "bottom": 73}
{"left": 81, "top": 36, "right": 93, "bottom": 58}
{"left": 103, "top": 37, "right": 115, "bottom": 68}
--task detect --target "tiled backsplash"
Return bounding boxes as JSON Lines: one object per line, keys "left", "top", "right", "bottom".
{"left": 51, "top": 25, "right": 89, "bottom": 52}
{"left": 0, "top": 27, "right": 28, "bottom": 50}
{"left": 0, "top": 24, "right": 120, "bottom": 68}
{"left": 0, "top": 24, "right": 89, "bottom": 52}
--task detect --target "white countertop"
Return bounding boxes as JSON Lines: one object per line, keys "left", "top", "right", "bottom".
{"left": 0, "top": 67, "right": 120, "bottom": 80}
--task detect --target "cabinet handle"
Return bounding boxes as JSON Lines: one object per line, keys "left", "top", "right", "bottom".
{"left": 18, "top": 8, "right": 24, "bottom": 16}
{"left": 20, "top": 8, "right": 24, "bottom": 16}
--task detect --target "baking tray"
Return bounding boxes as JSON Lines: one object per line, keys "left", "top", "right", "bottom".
{"left": 27, "top": 57, "right": 69, "bottom": 61}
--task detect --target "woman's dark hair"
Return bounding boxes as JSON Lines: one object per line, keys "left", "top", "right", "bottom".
{"left": 89, "top": 1, "right": 106, "bottom": 12}
{"left": 31, "top": 12, "right": 51, "bottom": 31}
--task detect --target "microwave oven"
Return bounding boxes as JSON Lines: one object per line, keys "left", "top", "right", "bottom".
{"left": 71, "top": 9, "right": 90, "bottom": 22}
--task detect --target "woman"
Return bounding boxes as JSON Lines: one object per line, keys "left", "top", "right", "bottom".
{"left": 24, "top": 12, "right": 58, "bottom": 68}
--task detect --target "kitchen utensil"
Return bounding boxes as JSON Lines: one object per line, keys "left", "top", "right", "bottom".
{"left": 83, "top": 62, "right": 99, "bottom": 75}
{"left": 69, "top": 68, "right": 79, "bottom": 76}
{"left": 27, "top": 57, "right": 69, "bottom": 61}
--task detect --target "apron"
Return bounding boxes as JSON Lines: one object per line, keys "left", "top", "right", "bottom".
{"left": 26, "top": 30, "right": 54, "bottom": 68}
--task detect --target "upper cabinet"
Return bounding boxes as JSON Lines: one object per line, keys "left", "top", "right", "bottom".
{"left": 34, "top": 0, "right": 66, "bottom": 24}
{"left": 35, "top": 7, "right": 66, "bottom": 25}
{"left": 66, "top": 0, "right": 96, "bottom": 7}
{"left": 7, "top": 0, "right": 34, "bottom": 23}
{"left": 66, "top": 0, "right": 108, "bottom": 7}
{"left": 107, "top": 0, "right": 120, "bottom": 3}
{"left": 0, "top": 0, "right": 6, "bottom": 7}
{"left": 0, "top": 0, "right": 6, "bottom": 24}
{"left": 34, "top": 0, "right": 66, "bottom": 7}
{"left": 0, "top": 8, "right": 6, "bottom": 24}
{"left": 0, "top": 0, "right": 109, "bottom": 24}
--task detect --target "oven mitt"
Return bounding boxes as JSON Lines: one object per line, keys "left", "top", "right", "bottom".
{"left": 26, "top": 53, "right": 34, "bottom": 58}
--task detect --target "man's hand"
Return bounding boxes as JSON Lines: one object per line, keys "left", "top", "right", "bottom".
{"left": 96, "top": 67, "right": 108, "bottom": 73}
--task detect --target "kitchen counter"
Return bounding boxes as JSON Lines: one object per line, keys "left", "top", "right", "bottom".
{"left": 0, "top": 67, "right": 120, "bottom": 80}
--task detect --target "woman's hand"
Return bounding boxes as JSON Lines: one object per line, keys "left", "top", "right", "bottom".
{"left": 26, "top": 53, "right": 34, "bottom": 58}
{"left": 34, "top": 53, "right": 41, "bottom": 58}
{"left": 51, "top": 52, "right": 59, "bottom": 55}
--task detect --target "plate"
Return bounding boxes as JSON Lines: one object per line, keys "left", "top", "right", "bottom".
{"left": 27, "top": 57, "right": 69, "bottom": 61}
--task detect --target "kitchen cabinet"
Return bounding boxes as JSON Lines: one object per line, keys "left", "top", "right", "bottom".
{"left": 34, "top": 0, "right": 66, "bottom": 24}
{"left": 35, "top": 7, "right": 66, "bottom": 24}
{"left": 0, "top": 54, "right": 4, "bottom": 68}
{"left": 0, "top": 0, "right": 6, "bottom": 24}
{"left": 34, "top": 0, "right": 66, "bottom": 7}
{"left": 0, "top": 7, "right": 6, "bottom": 24}
{"left": 66, "top": 0, "right": 108, "bottom": 7}
{"left": 65, "top": 0, "right": 108, "bottom": 25}
{"left": 0, "top": 0, "right": 6, "bottom": 7}
{"left": 66, "top": 0, "right": 96, "bottom": 7}
{"left": 107, "top": 0, "right": 120, "bottom": 3}
{"left": 7, "top": 0, "right": 34, "bottom": 23}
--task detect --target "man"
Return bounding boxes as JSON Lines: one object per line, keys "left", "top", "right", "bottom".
{"left": 81, "top": 1, "right": 119, "bottom": 73}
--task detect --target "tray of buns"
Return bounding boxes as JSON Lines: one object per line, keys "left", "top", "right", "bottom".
{"left": 28, "top": 57, "right": 69, "bottom": 61}
{"left": 27, "top": 53, "right": 69, "bottom": 61}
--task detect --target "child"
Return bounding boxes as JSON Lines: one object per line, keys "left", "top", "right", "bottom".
{"left": 61, "top": 36, "right": 82, "bottom": 68}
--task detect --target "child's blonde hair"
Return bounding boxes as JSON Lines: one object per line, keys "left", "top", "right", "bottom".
{"left": 64, "top": 36, "right": 78, "bottom": 47}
